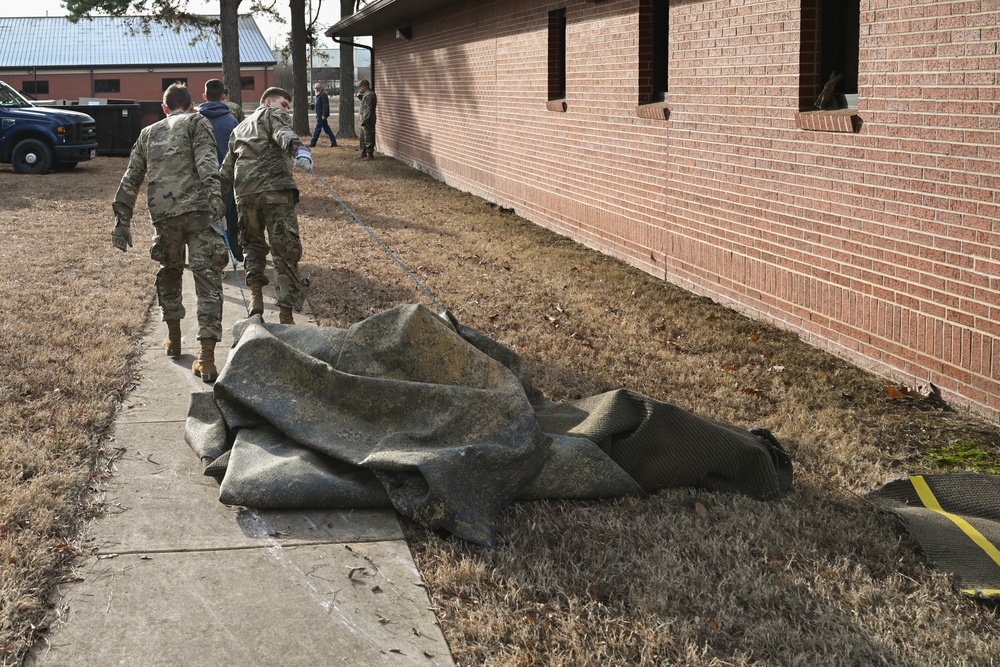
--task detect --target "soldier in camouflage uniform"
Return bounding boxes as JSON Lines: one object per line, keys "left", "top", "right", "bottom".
{"left": 222, "top": 87, "right": 246, "bottom": 122}
{"left": 220, "top": 86, "right": 313, "bottom": 325}
{"left": 357, "top": 79, "right": 377, "bottom": 159}
{"left": 111, "top": 83, "right": 229, "bottom": 383}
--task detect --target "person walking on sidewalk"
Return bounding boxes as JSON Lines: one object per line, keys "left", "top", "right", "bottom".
{"left": 111, "top": 83, "right": 229, "bottom": 383}
{"left": 357, "top": 79, "right": 377, "bottom": 159}
{"left": 199, "top": 78, "right": 242, "bottom": 261}
{"left": 220, "top": 86, "right": 313, "bottom": 325}
{"left": 309, "top": 82, "right": 337, "bottom": 147}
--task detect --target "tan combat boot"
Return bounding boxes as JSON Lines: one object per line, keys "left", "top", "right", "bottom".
{"left": 164, "top": 319, "right": 181, "bottom": 357}
{"left": 249, "top": 286, "right": 264, "bottom": 317}
{"left": 192, "top": 339, "right": 218, "bottom": 383}
{"left": 279, "top": 306, "right": 294, "bottom": 325}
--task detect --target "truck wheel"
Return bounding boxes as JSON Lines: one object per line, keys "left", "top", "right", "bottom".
{"left": 11, "top": 138, "right": 53, "bottom": 175}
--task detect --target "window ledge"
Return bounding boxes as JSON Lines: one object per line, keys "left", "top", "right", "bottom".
{"left": 797, "top": 108, "right": 861, "bottom": 133}
{"left": 546, "top": 99, "right": 567, "bottom": 112}
{"left": 636, "top": 102, "right": 670, "bottom": 120}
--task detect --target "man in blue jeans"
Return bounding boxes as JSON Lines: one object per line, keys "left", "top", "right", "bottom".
{"left": 309, "top": 82, "right": 337, "bottom": 147}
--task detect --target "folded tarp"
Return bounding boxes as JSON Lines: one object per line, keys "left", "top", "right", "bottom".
{"left": 186, "top": 304, "right": 793, "bottom": 547}
{"left": 867, "top": 473, "right": 1000, "bottom": 600}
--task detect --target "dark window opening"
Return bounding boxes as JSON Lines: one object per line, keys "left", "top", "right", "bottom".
{"left": 162, "top": 78, "right": 188, "bottom": 91}
{"left": 240, "top": 76, "right": 255, "bottom": 91}
{"left": 21, "top": 80, "right": 49, "bottom": 96}
{"left": 548, "top": 8, "right": 567, "bottom": 101}
{"left": 639, "top": 0, "right": 669, "bottom": 103}
{"left": 94, "top": 79, "right": 121, "bottom": 94}
{"left": 800, "top": 0, "right": 860, "bottom": 109}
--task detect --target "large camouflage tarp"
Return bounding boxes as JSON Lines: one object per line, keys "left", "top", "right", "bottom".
{"left": 186, "top": 304, "right": 793, "bottom": 547}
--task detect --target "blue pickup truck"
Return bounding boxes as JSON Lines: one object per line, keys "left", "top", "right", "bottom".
{"left": 0, "top": 80, "right": 98, "bottom": 174}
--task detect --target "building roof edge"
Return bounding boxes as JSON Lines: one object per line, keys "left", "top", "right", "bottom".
{"left": 326, "top": 0, "right": 462, "bottom": 38}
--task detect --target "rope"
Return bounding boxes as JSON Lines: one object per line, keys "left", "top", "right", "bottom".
{"left": 217, "top": 217, "right": 250, "bottom": 316}
{"left": 796, "top": 464, "right": 873, "bottom": 507}
{"left": 306, "top": 166, "right": 448, "bottom": 315}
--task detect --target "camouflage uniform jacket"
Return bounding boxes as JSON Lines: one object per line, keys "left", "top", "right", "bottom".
{"left": 225, "top": 101, "right": 246, "bottom": 122}
{"left": 221, "top": 106, "right": 304, "bottom": 198}
{"left": 360, "top": 90, "right": 377, "bottom": 127}
{"left": 113, "top": 110, "right": 222, "bottom": 225}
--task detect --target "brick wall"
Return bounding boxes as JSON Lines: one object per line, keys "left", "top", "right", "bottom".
{"left": 373, "top": 0, "right": 1000, "bottom": 419}
{"left": 4, "top": 67, "right": 272, "bottom": 110}
{"left": 377, "top": 0, "right": 670, "bottom": 276}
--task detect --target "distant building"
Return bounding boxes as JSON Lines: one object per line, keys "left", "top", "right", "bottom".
{"left": 0, "top": 15, "right": 276, "bottom": 110}
{"left": 330, "top": 1, "right": 1000, "bottom": 419}
{"left": 309, "top": 47, "right": 372, "bottom": 95}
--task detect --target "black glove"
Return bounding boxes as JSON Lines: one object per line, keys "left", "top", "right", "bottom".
{"left": 111, "top": 221, "right": 133, "bottom": 253}
{"left": 210, "top": 196, "right": 226, "bottom": 220}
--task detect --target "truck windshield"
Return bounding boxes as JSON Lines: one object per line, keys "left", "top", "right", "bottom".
{"left": 0, "top": 82, "right": 32, "bottom": 108}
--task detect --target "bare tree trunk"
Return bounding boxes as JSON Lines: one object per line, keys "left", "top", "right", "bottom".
{"left": 289, "top": 0, "right": 310, "bottom": 135}
{"left": 337, "top": 0, "right": 357, "bottom": 139}
{"left": 220, "top": 0, "right": 242, "bottom": 106}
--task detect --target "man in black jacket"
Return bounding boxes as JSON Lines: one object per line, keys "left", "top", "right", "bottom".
{"left": 309, "top": 82, "right": 337, "bottom": 147}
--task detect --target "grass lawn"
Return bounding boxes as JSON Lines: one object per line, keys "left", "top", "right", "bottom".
{"left": 1, "top": 146, "right": 997, "bottom": 665}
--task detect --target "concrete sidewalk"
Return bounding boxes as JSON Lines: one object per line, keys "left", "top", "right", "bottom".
{"left": 26, "top": 267, "right": 454, "bottom": 666}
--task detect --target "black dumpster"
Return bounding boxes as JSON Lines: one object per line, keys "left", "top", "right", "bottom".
{"left": 76, "top": 103, "right": 141, "bottom": 156}
{"left": 40, "top": 102, "right": 142, "bottom": 155}
{"left": 137, "top": 101, "right": 166, "bottom": 129}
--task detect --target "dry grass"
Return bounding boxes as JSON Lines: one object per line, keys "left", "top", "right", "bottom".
{"left": 295, "top": 149, "right": 999, "bottom": 666}
{"left": 0, "top": 163, "right": 155, "bottom": 663}
{"left": 1, "top": 146, "right": 998, "bottom": 665}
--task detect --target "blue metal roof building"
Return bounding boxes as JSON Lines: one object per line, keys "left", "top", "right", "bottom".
{"left": 0, "top": 16, "right": 276, "bottom": 68}
{"left": 0, "top": 16, "right": 277, "bottom": 104}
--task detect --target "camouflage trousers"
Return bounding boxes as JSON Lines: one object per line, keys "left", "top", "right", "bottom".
{"left": 359, "top": 122, "right": 376, "bottom": 154}
{"left": 236, "top": 189, "right": 309, "bottom": 312}
{"left": 150, "top": 211, "right": 228, "bottom": 341}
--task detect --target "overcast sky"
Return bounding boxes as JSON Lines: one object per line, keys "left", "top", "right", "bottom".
{"left": 3, "top": 0, "right": 351, "bottom": 50}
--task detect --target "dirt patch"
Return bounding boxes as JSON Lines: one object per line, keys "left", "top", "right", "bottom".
{"left": 0, "top": 148, "right": 997, "bottom": 665}
{"left": 0, "top": 196, "right": 32, "bottom": 210}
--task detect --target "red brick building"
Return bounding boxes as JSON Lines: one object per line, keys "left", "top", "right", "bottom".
{"left": 0, "top": 16, "right": 276, "bottom": 108}
{"left": 331, "top": 0, "right": 1000, "bottom": 419}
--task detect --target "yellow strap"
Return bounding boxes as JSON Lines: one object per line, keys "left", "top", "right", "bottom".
{"left": 910, "top": 475, "right": 1000, "bottom": 569}
{"left": 961, "top": 589, "right": 1000, "bottom": 596}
